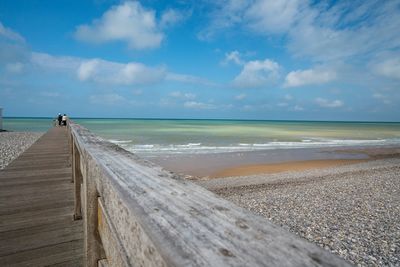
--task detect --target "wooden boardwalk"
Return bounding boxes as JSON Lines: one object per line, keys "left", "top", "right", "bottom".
{"left": 0, "top": 127, "right": 83, "bottom": 266}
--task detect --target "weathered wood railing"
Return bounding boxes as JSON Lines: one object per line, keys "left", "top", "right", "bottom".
{"left": 68, "top": 121, "right": 351, "bottom": 267}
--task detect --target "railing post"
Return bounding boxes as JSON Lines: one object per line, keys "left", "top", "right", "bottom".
{"left": 73, "top": 141, "right": 82, "bottom": 220}
{"left": 82, "top": 162, "right": 104, "bottom": 267}
{"left": 69, "top": 128, "right": 74, "bottom": 182}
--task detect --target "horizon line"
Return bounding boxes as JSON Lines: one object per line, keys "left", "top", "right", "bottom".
{"left": 3, "top": 116, "right": 400, "bottom": 124}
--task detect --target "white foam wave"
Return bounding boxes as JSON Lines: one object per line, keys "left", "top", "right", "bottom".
{"left": 111, "top": 138, "right": 400, "bottom": 155}
{"left": 108, "top": 139, "right": 132, "bottom": 144}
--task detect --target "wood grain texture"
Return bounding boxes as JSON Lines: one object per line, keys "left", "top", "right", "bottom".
{"left": 70, "top": 121, "right": 353, "bottom": 267}
{"left": 0, "top": 127, "right": 83, "bottom": 267}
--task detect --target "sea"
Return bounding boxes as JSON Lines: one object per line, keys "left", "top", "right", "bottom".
{"left": 3, "top": 117, "right": 400, "bottom": 157}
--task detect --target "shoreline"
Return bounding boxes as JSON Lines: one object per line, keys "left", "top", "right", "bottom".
{"left": 150, "top": 145, "right": 400, "bottom": 179}
{"left": 208, "top": 146, "right": 400, "bottom": 178}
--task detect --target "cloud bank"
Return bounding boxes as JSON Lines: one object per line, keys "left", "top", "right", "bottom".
{"left": 284, "top": 68, "right": 336, "bottom": 87}
{"left": 75, "top": 1, "right": 163, "bottom": 49}
{"left": 233, "top": 59, "right": 280, "bottom": 88}
{"left": 315, "top": 98, "right": 344, "bottom": 108}
{"left": 75, "top": 1, "right": 187, "bottom": 50}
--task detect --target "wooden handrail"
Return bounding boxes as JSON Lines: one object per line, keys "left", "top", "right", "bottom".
{"left": 68, "top": 121, "right": 352, "bottom": 267}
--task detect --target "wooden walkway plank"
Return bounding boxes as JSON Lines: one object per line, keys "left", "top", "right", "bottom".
{"left": 0, "top": 127, "right": 83, "bottom": 267}
{"left": 0, "top": 199, "right": 75, "bottom": 217}
{"left": 0, "top": 168, "right": 71, "bottom": 179}
{"left": 0, "top": 212, "right": 78, "bottom": 233}
{"left": 0, "top": 240, "right": 83, "bottom": 267}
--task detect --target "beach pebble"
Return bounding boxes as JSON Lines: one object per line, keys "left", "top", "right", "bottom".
{"left": 0, "top": 132, "right": 43, "bottom": 169}
{"left": 211, "top": 160, "right": 400, "bottom": 266}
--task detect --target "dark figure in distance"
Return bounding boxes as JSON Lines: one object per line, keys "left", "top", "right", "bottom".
{"left": 62, "top": 114, "right": 67, "bottom": 126}
{"left": 57, "top": 113, "right": 62, "bottom": 126}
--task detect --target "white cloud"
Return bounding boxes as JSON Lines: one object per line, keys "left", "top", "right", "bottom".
{"left": 6, "top": 62, "right": 24, "bottom": 73}
{"left": 233, "top": 59, "right": 280, "bottom": 88}
{"left": 116, "top": 62, "right": 165, "bottom": 85}
{"left": 31, "top": 52, "right": 166, "bottom": 86}
{"left": 277, "top": 102, "right": 288, "bottom": 107}
{"left": 169, "top": 91, "right": 182, "bottom": 98}
{"left": 133, "top": 89, "right": 142, "bottom": 95}
{"left": 166, "top": 73, "right": 215, "bottom": 86}
{"left": 0, "top": 26, "right": 36, "bottom": 75}
{"left": 75, "top": 1, "right": 163, "bottom": 49}
{"left": 78, "top": 60, "right": 99, "bottom": 81}
{"left": 40, "top": 91, "right": 61, "bottom": 98}
{"left": 197, "top": 1, "right": 248, "bottom": 40}
{"left": 31, "top": 52, "right": 81, "bottom": 71}
{"left": 183, "top": 93, "right": 196, "bottom": 100}
{"left": 241, "top": 105, "right": 254, "bottom": 111}
{"left": 284, "top": 94, "right": 293, "bottom": 100}
{"left": 90, "top": 93, "right": 126, "bottom": 105}
{"left": 315, "top": 97, "right": 343, "bottom": 108}
{"left": 199, "top": 0, "right": 302, "bottom": 39}
{"left": 167, "top": 73, "right": 199, "bottom": 83}
{"left": 169, "top": 91, "right": 196, "bottom": 100}
{"left": 224, "top": 50, "right": 243, "bottom": 65}
{"left": 293, "top": 105, "right": 304, "bottom": 111}
{"left": 245, "top": 0, "right": 304, "bottom": 34}
{"left": 202, "top": 1, "right": 400, "bottom": 63}
{"left": 284, "top": 68, "right": 336, "bottom": 87}
{"left": 372, "top": 93, "right": 391, "bottom": 105}
{"left": 287, "top": 1, "right": 400, "bottom": 61}
{"left": 160, "top": 9, "right": 186, "bottom": 28}
{"left": 0, "top": 22, "right": 25, "bottom": 42}
{"left": 28, "top": 51, "right": 209, "bottom": 87}
{"left": 372, "top": 58, "right": 400, "bottom": 80}
{"left": 235, "top": 93, "right": 247, "bottom": 100}
{"left": 78, "top": 59, "right": 166, "bottom": 85}
{"left": 184, "top": 101, "right": 215, "bottom": 109}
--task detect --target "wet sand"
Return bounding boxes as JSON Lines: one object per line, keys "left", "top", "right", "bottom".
{"left": 151, "top": 146, "right": 400, "bottom": 179}
{"left": 210, "top": 158, "right": 368, "bottom": 178}
{"left": 150, "top": 146, "right": 372, "bottom": 178}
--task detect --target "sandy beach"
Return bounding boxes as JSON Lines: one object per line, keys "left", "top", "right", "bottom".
{"left": 208, "top": 146, "right": 400, "bottom": 178}
{"left": 0, "top": 132, "right": 43, "bottom": 169}
{"left": 151, "top": 146, "right": 373, "bottom": 178}
{"left": 152, "top": 145, "right": 400, "bottom": 179}
{"left": 210, "top": 158, "right": 369, "bottom": 178}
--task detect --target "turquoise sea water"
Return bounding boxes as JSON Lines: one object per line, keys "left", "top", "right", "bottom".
{"left": 3, "top": 118, "right": 400, "bottom": 155}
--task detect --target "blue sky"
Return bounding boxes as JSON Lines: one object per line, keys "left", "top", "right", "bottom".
{"left": 0, "top": 0, "right": 399, "bottom": 121}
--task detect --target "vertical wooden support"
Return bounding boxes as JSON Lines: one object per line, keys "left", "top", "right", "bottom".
{"left": 73, "top": 142, "right": 82, "bottom": 220}
{"left": 82, "top": 164, "right": 103, "bottom": 267}
{"left": 69, "top": 132, "right": 74, "bottom": 182}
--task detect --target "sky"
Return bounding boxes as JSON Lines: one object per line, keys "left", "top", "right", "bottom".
{"left": 0, "top": 0, "right": 399, "bottom": 121}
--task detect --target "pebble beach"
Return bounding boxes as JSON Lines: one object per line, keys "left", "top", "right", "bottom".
{"left": 0, "top": 132, "right": 44, "bottom": 169}
{"left": 198, "top": 158, "right": 400, "bottom": 266}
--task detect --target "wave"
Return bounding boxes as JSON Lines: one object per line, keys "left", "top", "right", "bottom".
{"left": 108, "top": 139, "right": 132, "bottom": 144}
{"left": 108, "top": 138, "right": 400, "bottom": 155}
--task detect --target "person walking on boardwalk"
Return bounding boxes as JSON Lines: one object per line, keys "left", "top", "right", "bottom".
{"left": 57, "top": 113, "right": 62, "bottom": 126}
{"left": 62, "top": 114, "right": 67, "bottom": 126}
